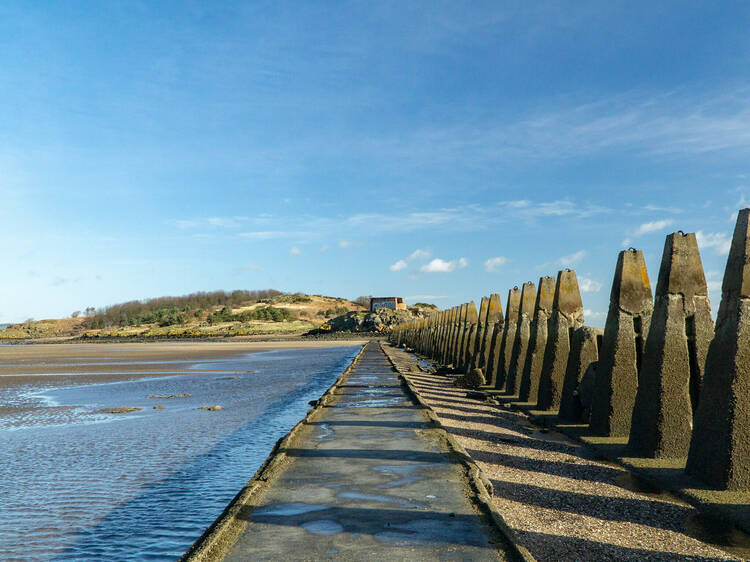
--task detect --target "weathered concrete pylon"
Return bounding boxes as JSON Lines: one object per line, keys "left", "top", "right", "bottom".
{"left": 489, "top": 288, "right": 520, "bottom": 388}
{"left": 478, "top": 294, "right": 503, "bottom": 373}
{"left": 458, "top": 302, "right": 479, "bottom": 371}
{"left": 518, "top": 276, "right": 556, "bottom": 403}
{"left": 469, "top": 297, "right": 490, "bottom": 371}
{"left": 628, "top": 232, "right": 714, "bottom": 458}
{"left": 558, "top": 326, "right": 601, "bottom": 423}
{"left": 687, "top": 209, "right": 750, "bottom": 489}
{"left": 537, "top": 270, "right": 585, "bottom": 410}
{"left": 449, "top": 304, "right": 467, "bottom": 367}
{"left": 590, "top": 249, "right": 653, "bottom": 437}
{"left": 505, "top": 282, "right": 537, "bottom": 395}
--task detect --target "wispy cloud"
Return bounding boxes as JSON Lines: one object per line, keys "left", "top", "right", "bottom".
{"left": 389, "top": 259, "right": 408, "bottom": 272}
{"left": 240, "top": 231, "right": 301, "bottom": 240}
{"left": 407, "top": 249, "right": 431, "bottom": 261}
{"left": 420, "top": 257, "right": 468, "bottom": 273}
{"left": 634, "top": 219, "right": 674, "bottom": 236}
{"left": 241, "top": 263, "right": 263, "bottom": 271}
{"left": 696, "top": 230, "right": 732, "bottom": 256}
{"left": 288, "top": 246, "right": 302, "bottom": 256}
{"left": 557, "top": 250, "right": 587, "bottom": 266}
{"left": 172, "top": 216, "right": 248, "bottom": 229}
{"left": 579, "top": 277, "right": 603, "bottom": 292}
{"left": 484, "top": 256, "right": 507, "bottom": 272}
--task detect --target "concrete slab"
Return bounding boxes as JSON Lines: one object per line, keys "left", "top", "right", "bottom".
{"left": 221, "top": 343, "right": 510, "bottom": 560}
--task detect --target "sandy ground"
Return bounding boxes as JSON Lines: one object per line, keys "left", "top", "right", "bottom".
{"left": 0, "top": 340, "right": 367, "bottom": 378}
{"left": 0, "top": 340, "right": 366, "bottom": 420}
{"left": 402, "top": 368, "right": 746, "bottom": 561}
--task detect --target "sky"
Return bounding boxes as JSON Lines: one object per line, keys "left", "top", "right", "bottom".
{"left": 2, "top": 1, "right": 750, "bottom": 326}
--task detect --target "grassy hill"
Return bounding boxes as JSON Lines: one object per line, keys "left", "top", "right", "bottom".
{"left": 0, "top": 292, "right": 369, "bottom": 341}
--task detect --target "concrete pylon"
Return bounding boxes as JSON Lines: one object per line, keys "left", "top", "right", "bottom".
{"left": 558, "top": 326, "right": 602, "bottom": 423}
{"left": 489, "top": 288, "right": 520, "bottom": 388}
{"left": 450, "top": 304, "right": 467, "bottom": 367}
{"left": 537, "top": 270, "right": 585, "bottom": 410}
{"left": 628, "top": 232, "right": 714, "bottom": 458}
{"left": 470, "top": 297, "right": 490, "bottom": 371}
{"left": 589, "top": 249, "right": 653, "bottom": 437}
{"left": 687, "top": 209, "right": 750, "bottom": 489}
{"left": 518, "top": 276, "right": 556, "bottom": 403}
{"left": 479, "top": 294, "right": 503, "bottom": 372}
{"left": 459, "top": 302, "right": 479, "bottom": 371}
{"left": 505, "top": 282, "right": 537, "bottom": 396}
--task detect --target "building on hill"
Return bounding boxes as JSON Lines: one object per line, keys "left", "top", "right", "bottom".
{"left": 370, "top": 297, "right": 407, "bottom": 312}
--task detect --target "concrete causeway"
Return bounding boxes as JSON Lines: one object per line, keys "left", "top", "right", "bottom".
{"left": 221, "top": 341, "right": 510, "bottom": 560}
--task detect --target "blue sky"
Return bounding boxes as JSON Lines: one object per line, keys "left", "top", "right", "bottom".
{"left": 2, "top": 1, "right": 750, "bottom": 325}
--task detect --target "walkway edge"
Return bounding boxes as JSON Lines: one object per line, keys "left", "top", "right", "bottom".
{"left": 181, "top": 342, "right": 368, "bottom": 562}
{"left": 380, "top": 342, "right": 536, "bottom": 562}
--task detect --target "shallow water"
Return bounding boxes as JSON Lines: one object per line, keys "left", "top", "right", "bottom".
{"left": 0, "top": 345, "right": 360, "bottom": 560}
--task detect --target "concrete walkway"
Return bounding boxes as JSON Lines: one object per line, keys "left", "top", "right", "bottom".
{"left": 223, "top": 341, "right": 510, "bottom": 560}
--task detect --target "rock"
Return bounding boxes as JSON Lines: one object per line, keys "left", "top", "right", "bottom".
{"left": 199, "top": 405, "right": 222, "bottom": 411}
{"left": 153, "top": 405, "right": 164, "bottom": 410}
{"left": 308, "top": 399, "right": 319, "bottom": 407}
{"left": 99, "top": 407, "right": 143, "bottom": 414}
{"left": 465, "top": 367, "right": 486, "bottom": 389}
{"left": 148, "top": 393, "right": 190, "bottom": 399}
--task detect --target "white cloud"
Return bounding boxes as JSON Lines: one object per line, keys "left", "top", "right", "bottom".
{"left": 289, "top": 246, "right": 302, "bottom": 256}
{"left": 557, "top": 250, "right": 587, "bottom": 266}
{"left": 407, "top": 249, "right": 431, "bottom": 261}
{"left": 240, "top": 231, "right": 298, "bottom": 240}
{"left": 241, "top": 263, "right": 263, "bottom": 271}
{"left": 420, "top": 257, "right": 468, "bottom": 273}
{"left": 484, "top": 256, "right": 507, "bottom": 272}
{"left": 696, "top": 230, "right": 732, "bottom": 256}
{"left": 634, "top": 219, "right": 674, "bottom": 236}
{"left": 579, "top": 277, "right": 603, "bottom": 292}
{"left": 583, "top": 309, "right": 607, "bottom": 321}
{"left": 389, "top": 260, "right": 408, "bottom": 272}
{"left": 339, "top": 240, "right": 353, "bottom": 248}
{"left": 643, "top": 204, "right": 682, "bottom": 214}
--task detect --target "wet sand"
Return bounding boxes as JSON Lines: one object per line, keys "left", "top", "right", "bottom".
{"left": 0, "top": 339, "right": 366, "bottom": 377}
{"left": 0, "top": 340, "right": 366, "bottom": 418}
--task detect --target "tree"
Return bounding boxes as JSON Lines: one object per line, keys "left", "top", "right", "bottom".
{"left": 71, "top": 310, "right": 81, "bottom": 318}
{"left": 354, "top": 296, "right": 372, "bottom": 309}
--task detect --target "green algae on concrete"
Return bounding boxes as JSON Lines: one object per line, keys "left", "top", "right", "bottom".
{"left": 688, "top": 209, "right": 750, "bottom": 490}
{"left": 628, "top": 232, "right": 714, "bottom": 459}
{"left": 590, "top": 249, "right": 653, "bottom": 437}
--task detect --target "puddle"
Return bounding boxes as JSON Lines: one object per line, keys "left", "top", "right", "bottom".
{"left": 373, "top": 463, "right": 445, "bottom": 489}
{"left": 683, "top": 513, "right": 750, "bottom": 558}
{"left": 316, "top": 423, "right": 334, "bottom": 441}
{"left": 337, "top": 491, "right": 425, "bottom": 508}
{"left": 253, "top": 503, "right": 329, "bottom": 517}
{"left": 301, "top": 519, "right": 344, "bottom": 536}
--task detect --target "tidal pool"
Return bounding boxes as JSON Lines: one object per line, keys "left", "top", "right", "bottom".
{"left": 0, "top": 345, "right": 361, "bottom": 560}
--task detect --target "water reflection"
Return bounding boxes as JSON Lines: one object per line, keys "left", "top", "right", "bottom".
{"left": 0, "top": 346, "right": 360, "bottom": 560}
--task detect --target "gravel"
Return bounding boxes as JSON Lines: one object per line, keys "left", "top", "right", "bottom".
{"left": 403, "top": 369, "right": 741, "bottom": 561}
